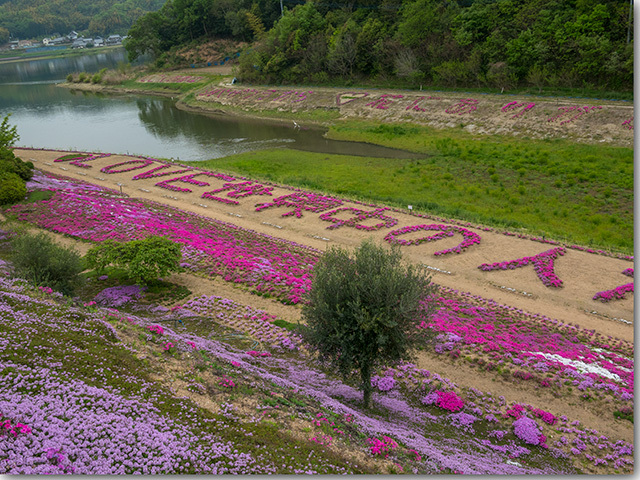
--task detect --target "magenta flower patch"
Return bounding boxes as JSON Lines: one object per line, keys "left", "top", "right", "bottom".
{"left": 478, "top": 247, "right": 565, "bottom": 288}
{"left": 319, "top": 207, "right": 398, "bottom": 231}
{"left": 6, "top": 175, "right": 319, "bottom": 304}
{"left": 435, "top": 391, "right": 464, "bottom": 412}
{"left": 256, "top": 192, "right": 343, "bottom": 218}
{"left": 501, "top": 101, "right": 535, "bottom": 119}
{"left": 445, "top": 99, "right": 478, "bottom": 115}
{"left": 593, "top": 268, "right": 634, "bottom": 302}
{"left": 54, "top": 152, "right": 112, "bottom": 169}
{"left": 384, "top": 224, "right": 481, "bottom": 255}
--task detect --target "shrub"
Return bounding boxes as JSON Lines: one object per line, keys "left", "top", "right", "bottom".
{"left": 85, "top": 236, "right": 181, "bottom": 285}
{"left": 0, "top": 171, "right": 26, "bottom": 205}
{"left": 10, "top": 232, "right": 84, "bottom": 295}
{"left": 0, "top": 147, "right": 34, "bottom": 181}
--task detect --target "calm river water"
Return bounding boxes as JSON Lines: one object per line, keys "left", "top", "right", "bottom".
{"left": 0, "top": 49, "right": 418, "bottom": 161}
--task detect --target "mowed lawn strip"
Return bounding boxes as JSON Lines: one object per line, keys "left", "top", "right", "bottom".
{"left": 190, "top": 124, "right": 632, "bottom": 254}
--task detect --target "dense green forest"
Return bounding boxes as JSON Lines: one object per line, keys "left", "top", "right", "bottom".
{"left": 125, "top": 0, "right": 633, "bottom": 91}
{"left": 0, "top": 0, "right": 165, "bottom": 39}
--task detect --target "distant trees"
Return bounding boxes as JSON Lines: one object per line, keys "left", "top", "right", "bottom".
{"left": 234, "top": 0, "right": 632, "bottom": 91}
{"left": 0, "top": 0, "right": 165, "bottom": 39}
{"left": 125, "top": 0, "right": 289, "bottom": 62}
{"left": 300, "top": 240, "right": 434, "bottom": 408}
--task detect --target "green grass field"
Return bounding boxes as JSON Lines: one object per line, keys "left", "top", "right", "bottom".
{"left": 189, "top": 122, "right": 633, "bottom": 254}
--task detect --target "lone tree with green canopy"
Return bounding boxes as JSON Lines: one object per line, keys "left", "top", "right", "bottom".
{"left": 300, "top": 239, "right": 435, "bottom": 408}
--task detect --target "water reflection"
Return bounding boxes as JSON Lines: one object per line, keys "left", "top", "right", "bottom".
{"left": 0, "top": 50, "right": 421, "bottom": 161}
{"left": 0, "top": 49, "right": 129, "bottom": 84}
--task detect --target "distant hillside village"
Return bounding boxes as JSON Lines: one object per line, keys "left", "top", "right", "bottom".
{"left": 2, "top": 31, "right": 125, "bottom": 53}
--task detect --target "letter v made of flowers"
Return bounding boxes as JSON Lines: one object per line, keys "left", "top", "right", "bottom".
{"left": 477, "top": 247, "right": 566, "bottom": 288}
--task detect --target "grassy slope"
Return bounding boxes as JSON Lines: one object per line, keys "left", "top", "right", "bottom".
{"left": 187, "top": 121, "right": 632, "bottom": 254}
{"left": 0, "top": 279, "right": 377, "bottom": 474}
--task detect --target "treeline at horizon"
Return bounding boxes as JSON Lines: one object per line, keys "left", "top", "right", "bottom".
{"left": 124, "top": 0, "right": 632, "bottom": 92}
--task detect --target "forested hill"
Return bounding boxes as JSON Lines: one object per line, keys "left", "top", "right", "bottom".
{"left": 0, "top": 0, "right": 165, "bottom": 39}
{"left": 125, "top": 0, "right": 633, "bottom": 92}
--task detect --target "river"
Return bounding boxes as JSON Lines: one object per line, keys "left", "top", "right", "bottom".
{"left": 0, "top": 49, "right": 419, "bottom": 161}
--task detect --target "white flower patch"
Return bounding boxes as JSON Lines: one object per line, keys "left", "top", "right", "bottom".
{"left": 534, "top": 352, "right": 624, "bottom": 383}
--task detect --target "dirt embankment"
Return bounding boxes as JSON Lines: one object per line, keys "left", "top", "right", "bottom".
{"left": 60, "top": 70, "right": 634, "bottom": 147}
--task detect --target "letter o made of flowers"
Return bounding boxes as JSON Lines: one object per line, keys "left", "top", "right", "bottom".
{"left": 384, "top": 224, "right": 481, "bottom": 255}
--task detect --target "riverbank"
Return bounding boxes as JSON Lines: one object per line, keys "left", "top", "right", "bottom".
{"left": 56, "top": 76, "right": 634, "bottom": 254}
{"left": 58, "top": 72, "right": 634, "bottom": 148}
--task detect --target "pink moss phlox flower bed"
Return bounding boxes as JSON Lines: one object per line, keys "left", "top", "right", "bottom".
{"left": 445, "top": 99, "right": 478, "bottom": 115}
{"left": 592, "top": 283, "right": 634, "bottom": 303}
{"left": 256, "top": 192, "right": 344, "bottom": 218}
{"left": 24, "top": 148, "right": 635, "bottom": 263}
{"left": 478, "top": 247, "right": 566, "bottom": 288}
{"left": 501, "top": 101, "right": 536, "bottom": 119}
{"left": 513, "top": 416, "right": 545, "bottom": 446}
{"left": 365, "top": 94, "right": 404, "bottom": 110}
{"left": 547, "top": 105, "right": 603, "bottom": 125}
{"left": 178, "top": 295, "right": 303, "bottom": 350}
{"left": 154, "top": 171, "right": 236, "bottom": 193}
{"left": 384, "top": 223, "right": 481, "bottom": 255}
{"left": 9, "top": 172, "right": 319, "bottom": 305}
{"left": 197, "top": 87, "right": 313, "bottom": 104}
{"left": 319, "top": 206, "right": 398, "bottom": 231}
{"left": 367, "top": 436, "right": 398, "bottom": 457}
{"left": 435, "top": 391, "right": 464, "bottom": 412}
{"left": 137, "top": 74, "right": 204, "bottom": 84}
{"left": 405, "top": 96, "right": 440, "bottom": 112}
{"left": 54, "top": 152, "right": 112, "bottom": 169}
{"left": 419, "top": 291, "right": 633, "bottom": 401}
{"left": 593, "top": 268, "right": 634, "bottom": 303}
{"left": 0, "top": 276, "right": 633, "bottom": 474}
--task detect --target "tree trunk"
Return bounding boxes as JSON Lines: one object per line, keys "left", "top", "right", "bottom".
{"left": 361, "top": 363, "right": 372, "bottom": 409}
